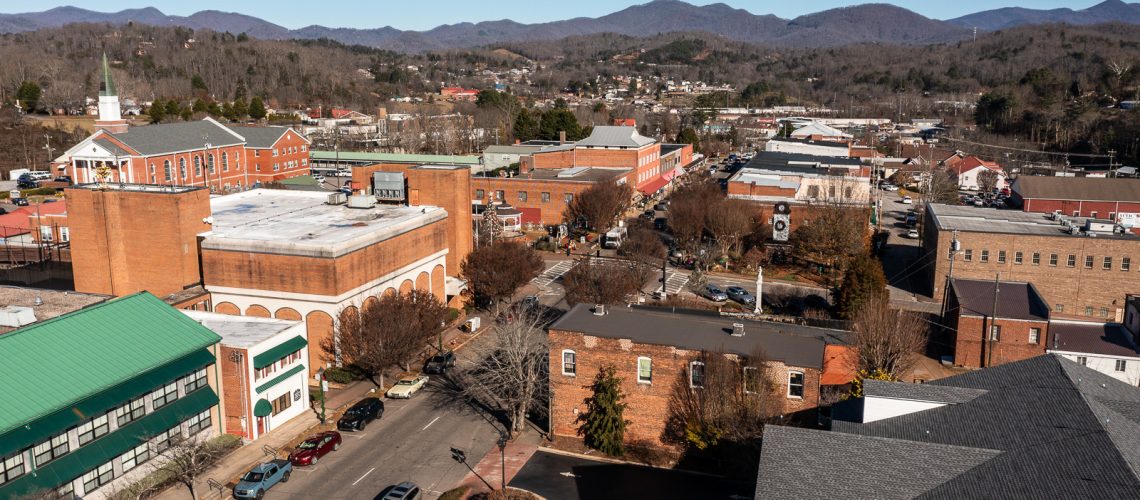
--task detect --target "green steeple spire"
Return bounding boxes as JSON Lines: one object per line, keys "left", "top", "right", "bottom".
{"left": 99, "top": 53, "right": 116, "bottom": 97}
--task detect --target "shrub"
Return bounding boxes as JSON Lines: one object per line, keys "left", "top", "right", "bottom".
{"left": 22, "top": 187, "right": 59, "bottom": 197}
{"left": 447, "top": 307, "right": 461, "bottom": 322}
{"left": 438, "top": 486, "right": 470, "bottom": 500}
{"left": 322, "top": 366, "right": 361, "bottom": 384}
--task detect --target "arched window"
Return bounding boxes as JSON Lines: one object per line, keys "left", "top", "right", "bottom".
{"left": 208, "top": 154, "right": 215, "bottom": 174}
{"left": 163, "top": 160, "right": 172, "bottom": 181}
{"left": 222, "top": 152, "right": 229, "bottom": 172}
{"left": 178, "top": 158, "right": 187, "bottom": 179}
{"left": 193, "top": 156, "right": 202, "bottom": 177}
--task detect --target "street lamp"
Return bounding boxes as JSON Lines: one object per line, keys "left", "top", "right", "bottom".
{"left": 497, "top": 431, "right": 509, "bottom": 491}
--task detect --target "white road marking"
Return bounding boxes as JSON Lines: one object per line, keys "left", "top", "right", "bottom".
{"left": 352, "top": 467, "right": 376, "bottom": 486}
{"left": 532, "top": 260, "right": 576, "bottom": 287}
{"left": 560, "top": 472, "right": 581, "bottom": 478}
{"left": 422, "top": 416, "right": 441, "bottom": 431}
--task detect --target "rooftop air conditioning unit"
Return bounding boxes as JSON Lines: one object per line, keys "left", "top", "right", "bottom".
{"left": 327, "top": 192, "right": 347, "bottom": 205}
{"left": 347, "top": 195, "right": 376, "bottom": 209}
{"left": 0, "top": 306, "right": 36, "bottom": 328}
{"left": 731, "top": 323, "right": 746, "bottom": 337}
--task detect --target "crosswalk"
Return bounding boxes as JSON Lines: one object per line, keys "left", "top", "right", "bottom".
{"left": 653, "top": 271, "right": 689, "bottom": 295}
{"left": 532, "top": 260, "right": 576, "bottom": 288}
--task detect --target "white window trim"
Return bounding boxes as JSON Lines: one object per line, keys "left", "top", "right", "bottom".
{"left": 743, "top": 366, "right": 760, "bottom": 394}
{"left": 689, "top": 361, "right": 705, "bottom": 388}
{"left": 637, "top": 356, "right": 652, "bottom": 384}
{"left": 561, "top": 349, "right": 576, "bottom": 376}
{"left": 787, "top": 370, "right": 805, "bottom": 399}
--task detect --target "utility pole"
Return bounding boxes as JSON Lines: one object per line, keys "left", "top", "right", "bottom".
{"left": 941, "top": 230, "right": 960, "bottom": 318}
{"left": 42, "top": 133, "right": 54, "bottom": 172}
{"left": 987, "top": 273, "right": 1000, "bottom": 368}
{"left": 1109, "top": 149, "right": 1117, "bottom": 177}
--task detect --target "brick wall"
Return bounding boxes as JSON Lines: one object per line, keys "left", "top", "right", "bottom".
{"left": 548, "top": 329, "right": 820, "bottom": 449}
{"left": 952, "top": 314, "right": 1048, "bottom": 368}
{"left": 218, "top": 345, "right": 252, "bottom": 439}
{"left": 245, "top": 132, "right": 311, "bottom": 183}
{"left": 1016, "top": 198, "right": 1140, "bottom": 220}
{"left": 471, "top": 177, "right": 601, "bottom": 226}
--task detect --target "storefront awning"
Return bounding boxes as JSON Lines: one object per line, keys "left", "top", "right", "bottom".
{"left": 661, "top": 166, "right": 684, "bottom": 182}
{"left": 254, "top": 398, "right": 273, "bottom": 417}
{"left": 637, "top": 176, "right": 670, "bottom": 196}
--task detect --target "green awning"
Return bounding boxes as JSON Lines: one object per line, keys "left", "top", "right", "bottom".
{"left": 254, "top": 399, "right": 273, "bottom": 417}
{"left": 0, "top": 348, "right": 216, "bottom": 457}
{"left": 0, "top": 388, "right": 218, "bottom": 499}
{"left": 255, "top": 364, "right": 306, "bottom": 394}
{"left": 253, "top": 336, "right": 307, "bottom": 369}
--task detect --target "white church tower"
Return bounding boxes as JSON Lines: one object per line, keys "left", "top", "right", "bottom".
{"left": 94, "top": 53, "right": 128, "bottom": 134}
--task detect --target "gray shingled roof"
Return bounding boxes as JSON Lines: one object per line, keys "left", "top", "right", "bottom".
{"left": 575, "top": 126, "right": 655, "bottom": 148}
{"left": 784, "top": 355, "right": 1140, "bottom": 499}
{"left": 1049, "top": 321, "right": 1139, "bottom": 358}
{"left": 949, "top": 279, "right": 1049, "bottom": 321}
{"left": 109, "top": 119, "right": 243, "bottom": 156}
{"left": 225, "top": 125, "right": 294, "bottom": 149}
{"left": 93, "top": 137, "right": 131, "bottom": 156}
{"left": 549, "top": 304, "right": 846, "bottom": 369}
{"left": 755, "top": 425, "right": 1000, "bottom": 500}
{"left": 1013, "top": 176, "right": 1140, "bottom": 203}
{"left": 863, "top": 379, "right": 988, "bottom": 404}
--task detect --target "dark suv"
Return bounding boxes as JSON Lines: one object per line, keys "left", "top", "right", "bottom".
{"left": 337, "top": 397, "right": 384, "bottom": 431}
{"left": 423, "top": 351, "right": 456, "bottom": 374}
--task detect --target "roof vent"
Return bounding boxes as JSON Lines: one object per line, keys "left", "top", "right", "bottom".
{"left": 732, "top": 323, "right": 746, "bottom": 336}
{"left": 0, "top": 306, "right": 37, "bottom": 328}
{"left": 593, "top": 304, "right": 606, "bottom": 316}
{"left": 33, "top": 296, "right": 43, "bottom": 306}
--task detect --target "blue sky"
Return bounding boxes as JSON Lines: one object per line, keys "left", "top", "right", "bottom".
{"left": 0, "top": 1, "right": 1107, "bottom": 30}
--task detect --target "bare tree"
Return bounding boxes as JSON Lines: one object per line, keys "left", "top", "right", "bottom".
{"left": 619, "top": 223, "right": 667, "bottom": 283}
{"left": 330, "top": 288, "right": 449, "bottom": 386}
{"left": 706, "top": 198, "right": 753, "bottom": 258}
{"left": 455, "top": 308, "right": 549, "bottom": 434}
{"left": 460, "top": 240, "right": 544, "bottom": 314}
{"left": 664, "top": 347, "right": 779, "bottom": 450}
{"left": 668, "top": 180, "right": 721, "bottom": 252}
{"left": 851, "top": 294, "right": 929, "bottom": 378}
{"left": 791, "top": 178, "right": 869, "bottom": 268}
{"left": 976, "top": 168, "right": 1000, "bottom": 194}
{"left": 564, "top": 181, "right": 633, "bottom": 232}
{"left": 562, "top": 257, "right": 643, "bottom": 305}
{"left": 150, "top": 435, "right": 229, "bottom": 500}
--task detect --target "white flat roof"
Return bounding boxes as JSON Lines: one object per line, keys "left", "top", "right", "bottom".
{"left": 182, "top": 310, "right": 300, "bottom": 348}
{"left": 201, "top": 189, "right": 447, "bottom": 258}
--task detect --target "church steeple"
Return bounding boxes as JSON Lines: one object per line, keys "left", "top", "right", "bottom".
{"left": 94, "top": 53, "right": 127, "bottom": 134}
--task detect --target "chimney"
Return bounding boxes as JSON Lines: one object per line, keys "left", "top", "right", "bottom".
{"left": 731, "top": 323, "right": 746, "bottom": 337}
{"left": 559, "top": 131, "right": 567, "bottom": 144}
{"left": 593, "top": 304, "right": 606, "bottom": 316}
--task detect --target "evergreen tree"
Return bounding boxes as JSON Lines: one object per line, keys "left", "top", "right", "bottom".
{"left": 15, "top": 81, "right": 41, "bottom": 113}
{"left": 190, "top": 74, "right": 208, "bottom": 93}
{"left": 233, "top": 78, "right": 248, "bottom": 101}
{"left": 232, "top": 98, "right": 249, "bottom": 119}
{"left": 836, "top": 253, "right": 888, "bottom": 320}
{"left": 675, "top": 128, "right": 700, "bottom": 152}
{"left": 577, "top": 366, "right": 627, "bottom": 457}
{"left": 191, "top": 98, "right": 208, "bottom": 113}
{"left": 207, "top": 102, "right": 222, "bottom": 117}
{"left": 147, "top": 100, "right": 166, "bottom": 123}
{"left": 539, "top": 108, "right": 582, "bottom": 141}
{"left": 512, "top": 108, "right": 539, "bottom": 142}
{"left": 249, "top": 96, "right": 267, "bottom": 120}
{"left": 166, "top": 99, "right": 182, "bottom": 120}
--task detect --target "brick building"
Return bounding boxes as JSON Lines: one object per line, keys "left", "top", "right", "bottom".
{"left": 471, "top": 167, "right": 630, "bottom": 226}
{"left": 1010, "top": 176, "right": 1140, "bottom": 227}
{"left": 726, "top": 152, "right": 872, "bottom": 233}
{"left": 922, "top": 203, "right": 1140, "bottom": 320}
{"left": 57, "top": 56, "right": 309, "bottom": 190}
{"left": 944, "top": 279, "right": 1050, "bottom": 368}
{"left": 548, "top": 304, "right": 843, "bottom": 449}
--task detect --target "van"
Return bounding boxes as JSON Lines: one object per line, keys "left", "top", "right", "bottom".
{"left": 29, "top": 171, "right": 52, "bottom": 181}
{"left": 604, "top": 226, "right": 627, "bottom": 249}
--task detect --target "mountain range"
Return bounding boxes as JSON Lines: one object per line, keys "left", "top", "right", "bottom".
{"left": 0, "top": 0, "right": 1138, "bottom": 52}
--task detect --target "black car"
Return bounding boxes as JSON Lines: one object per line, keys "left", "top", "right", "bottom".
{"left": 53, "top": 176, "right": 72, "bottom": 183}
{"left": 423, "top": 351, "right": 456, "bottom": 374}
{"left": 337, "top": 397, "right": 383, "bottom": 431}
{"left": 16, "top": 179, "right": 37, "bottom": 189}
{"left": 11, "top": 198, "right": 29, "bottom": 206}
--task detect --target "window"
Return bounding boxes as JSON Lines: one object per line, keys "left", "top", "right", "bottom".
{"left": 40, "top": 226, "right": 53, "bottom": 242}
{"left": 271, "top": 392, "right": 292, "bottom": 416}
{"left": 179, "top": 158, "right": 187, "bottom": 179}
{"left": 152, "top": 382, "right": 178, "bottom": 410}
{"left": 1077, "top": 356, "right": 1088, "bottom": 366}
{"left": 222, "top": 152, "right": 229, "bottom": 171}
{"left": 273, "top": 163, "right": 279, "bottom": 171}
{"left": 494, "top": 190, "right": 504, "bottom": 200}
{"left": 1124, "top": 257, "right": 1132, "bottom": 271}
{"left": 208, "top": 154, "right": 215, "bottom": 174}
{"left": 561, "top": 350, "right": 576, "bottom": 376}
{"left": 518, "top": 191, "right": 528, "bottom": 202}
{"left": 185, "top": 409, "right": 211, "bottom": 435}
{"left": 1086, "top": 306, "right": 1095, "bottom": 316}
{"left": 0, "top": 453, "right": 24, "bottom": 485}
{"left": 1047, "top": 253, "right": 1057, "bottom": 266}
{"left": 1014, "top": 251, "right": 1023, "bottom": 264}
{"left": 1116, "top": 360, "right": 1127, "bottom": 372}
{"left": 273, "top": 149, "right": 279, "bottom": 157}
{"left": 637, "top": 357, "right": 652, "bottom": 384}
{"left": 808, "top": 185, "right": 820, "bottom": 198}
{"left": 475, "top": 189, "right": 484, "bottom": 200}
{"left": 117, "top": 396, "right": 146, "bottom": 427}
{"left": 1110, "top": 212, "right": 1117, "bottom": 220}
{"left": 1101, "top": 307, "right": 1109, "bottom": 318}
{"left": 301, "top": 145, "right": 307, "bottom": 152}
{"left": 1104, "top": 256, "right": 1113, "bottom": 270}
{"left": 149, "top": 163, "right": 155, "bottom": 175}
{"left": 151, "top": 426, "right": 181, "bottom": 453}
{"left": 82, "top": 462, "right": 115, "bottom": 493}
{"left": 1067, "top": 254, "right": 1076, "bottom": 267}
{"left": 1085, "top": 255, "right": 1094, "bottom": 269}
{"left": 743, "top": 366, "right": 760, "bottom": 394}
{"left": 980, "top": 250, "right": 989, "bottom": 263}
{"left": 1091, "top": 211, "right": 1098, "bottom": 218}
{"left": 1032, "top": 252, "right": 1041, "bottom": 265}
{"left": 541, "top": 192, "right": 551, "bottom": 202}
{"left": 989, "top": 324, "right": 1001, "bottom": 341}
{"left": 163, "top": 160, "right": 172, "bottom": 181}
{"left": 564, "top": 193, "right": 574, "bottom": 204}
{"left": 120, "top": 443, "right": 150, "bottom": 472}
{"left": 1056, "top": 304, "right": 1064, "bottom": 313}
{"left": 255, "top": 364, "right": 276, "bottom": 381}
{"left": 1029, "top": 328, "right": 1040, "bottom": 344}
{"left": 182, "top": 368, "right": 207, "bottom": 394}
{"left": 33, "top": 433, "right": 69, "bottom": 466}
{"left": 998, "top": 250, "right": 1006, "bottom": 264}
{"left": 963, "top": 249, "right": 972, "bottom": 262}
{"left": 193, "top": 156, "right": 202, "bottom": 176}
{"left": 1073, "top": 211, "right": 1080, "bottom": 217}
{"left": 946, "top": 248, "right": 954, "bottom": 260}
{"left": 689, "top": 361, "right": 706, "bottom": 388}
{"left": 60, "top": 227, "right": 69, "bottom": 243}
{"left": 76, "top": 413, "right": 109, "bottom": 446}
{"left": 788, "top": 371, "right": 805, "bottom": 399}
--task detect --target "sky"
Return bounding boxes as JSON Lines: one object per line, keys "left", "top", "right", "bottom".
{"left": 0, "top": 1, "right": 1109, "bottom": 31}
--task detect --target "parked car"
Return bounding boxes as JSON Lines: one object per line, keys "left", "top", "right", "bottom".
{"left": 423, "top": 351, "right": 456, "bottom": 374}
{"left": 901, "top": 196, "right": 913, "bottom": 204}
{"left": 28, "top": 171, "right": 52, "bottom": 180}
{"left": 376, "top": 482, "right": 421, "bottom": 500}
{"left": 973, "top": 199, "right": 985, "bottom": 207}
{"left": 907, "top": 229, "right": 920, "bottom": 239}
{"left": 288, "top": 431, "right": 342, "bottom": 466}
{"left": 882, "top": 184, "right": 899, "bottom": 192}
{"left": 905, "top": 213, "right": 918, "bottom": 226}
{"left": 654, "top": 202, "right": 668, "bottom": 211}
{"left": 641, "top": 209, "right": 655, "bottom": 220}
{"left": 337, "top": 397, "right": 384, "bottom": 431}
{"left": 16, "top": 179, "right": 37, "bottom": 189}
{"left": 725, "top": 286, "right": 756, "bottom": 305}
{"left": 386, "top": 375, "right": 429, "bottom": 399}
{"left": 11, "top": 198, "right": 29, "bottom": 206}
{"left": 701, "top": 284, "right": 728, "bottom": 302}
{"left": 53, "top": 176, "right": 72, "bottom": 183}
{"left": 0, "top": 208, "right": 6, "bottom": 215}
{"left": 233, "top": 459, "right": 291, "bottom": 499}
{"left": 654, "top": 218, "right": 668, "bottom": 231}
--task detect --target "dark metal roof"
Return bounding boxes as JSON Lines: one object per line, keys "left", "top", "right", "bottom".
{"left": 109, "top": 119, "right": 243, "bottom": 156}
{"left": 743, "top": 151, "right": 862, "bottom": 176}
{"left": 549, "top": 304, "right": 846, "bottom": 369}
{"left": 1049, "top": 321, "right": 1140, "bottom": 358}
{"left": 1013, "top": 176, "right": 1140, "bottom": 203}
{"left": 949, "top": 279, "right": 1049, "bottom": 321}
{"left": 863, "top": 379, "right": 988, "bottom": 404}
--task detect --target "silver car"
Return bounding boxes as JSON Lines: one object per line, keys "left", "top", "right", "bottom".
{"left": 701, "top": 284, "right": 728, "bottom": 302}
{"left": 726, "top": 286, "right": 756, "bottom": 305}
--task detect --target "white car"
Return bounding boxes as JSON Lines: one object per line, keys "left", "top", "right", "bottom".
{"left": 901, "top": 196, "right": 913, "bottom": 204}
{"left": 907, "top": 229, "right": 920, "bottom": 239}
{"left": 385, "top": 375, "right": 429, "bottom": 399}
{"left": 883, "top": 184, "right": 900, "bottom": 192}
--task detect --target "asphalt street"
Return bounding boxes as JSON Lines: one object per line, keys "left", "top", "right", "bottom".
{"left": 267, "top": 380, "right": 502, "bottom": 499}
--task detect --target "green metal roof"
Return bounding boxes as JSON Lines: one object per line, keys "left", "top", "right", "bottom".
{"left": 0, "top": 348, "right": 215, "bottom": 457}
{"left": 309, "top": 150, "right": 482, "bottom": 165}
{"left": 0, "top": 388, "right": 218, "bottom": 499}
{"left": 252, "top": 336, "right": 307, "bottom": 369}
{"left": 254, "top": 399, "right": 273, "bottom": 417}
{"left": 0, "top": 292, "right": 221, "bottom": 438}
{"left": 255, "top": 364, "right": 306, "bottom": 394}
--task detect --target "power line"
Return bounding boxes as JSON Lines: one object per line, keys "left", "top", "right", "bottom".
{"left": 939, "top": 135, "right": 1110, "bottom": 159}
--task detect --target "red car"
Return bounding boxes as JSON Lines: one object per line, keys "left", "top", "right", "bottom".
{"left": 288, "top": 431, "right": 341, "bottom": 466}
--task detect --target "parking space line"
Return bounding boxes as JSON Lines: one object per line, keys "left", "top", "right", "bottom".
{"left": 352, "top": 467, "right": 376, "bottom": 486}
{"left": 421, "top": 416, "right": 441, "bottom": 431}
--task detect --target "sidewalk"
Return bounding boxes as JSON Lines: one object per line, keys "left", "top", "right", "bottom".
{"left": 155, "top": 380, "right": 379, "bottom": 500}
{"left": 457, "top": 430, "right": 543, "bottom": 495}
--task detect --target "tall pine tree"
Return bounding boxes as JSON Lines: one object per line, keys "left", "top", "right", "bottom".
{"left": 578, "top": 366, "right": 627, "bottom": 456}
